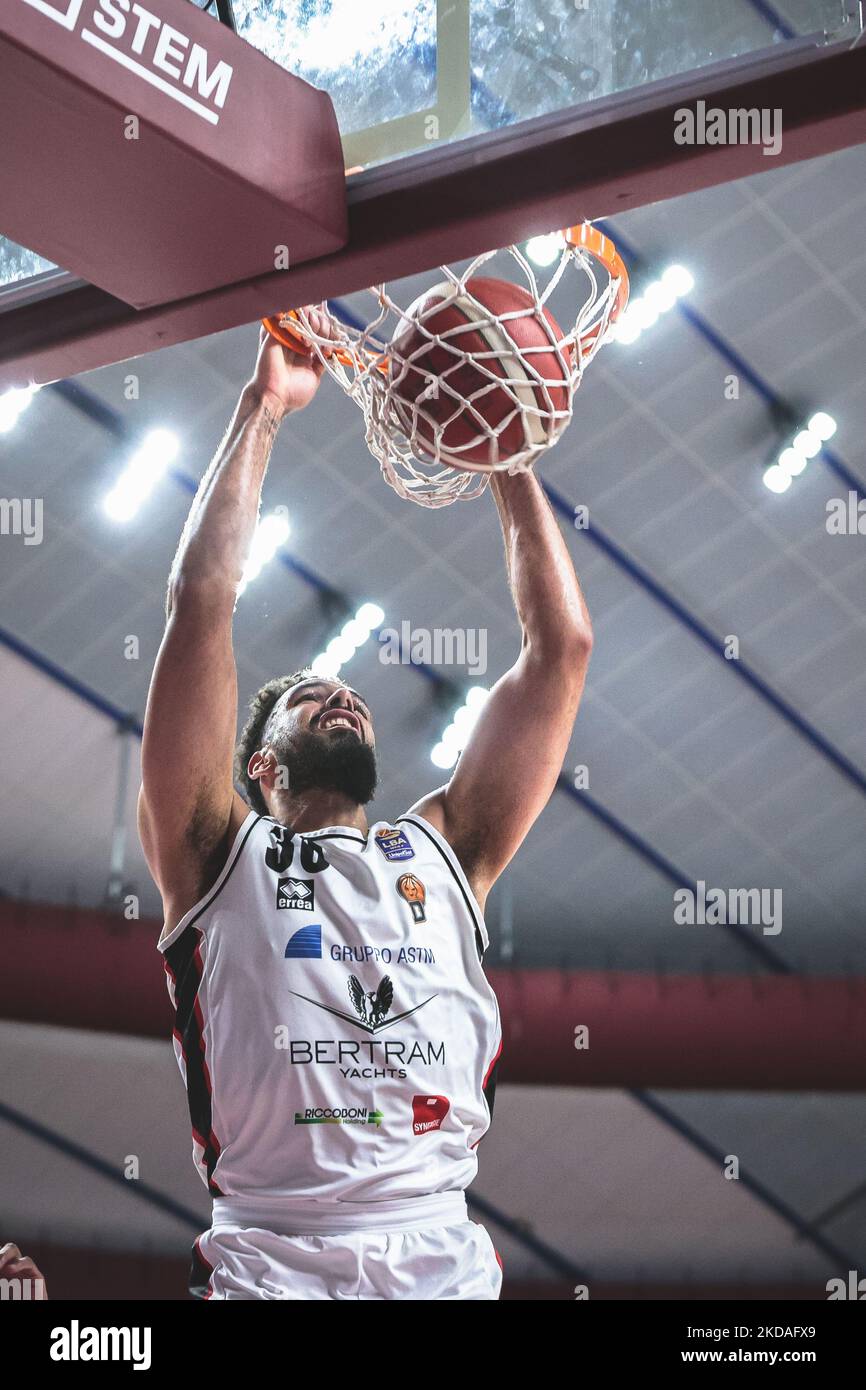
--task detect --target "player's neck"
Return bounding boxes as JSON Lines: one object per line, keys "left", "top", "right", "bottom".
{"left": 267, "top": 788, "right": 368, "bottom": 836}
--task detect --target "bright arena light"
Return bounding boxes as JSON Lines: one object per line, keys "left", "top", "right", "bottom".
{"left": 612, "top": 317, "right": 642, "bottom": 346}
{"left": 237, "top": 510, "right": 290, "bottom": 593}
{"left": 0, "top": 383, "right": 40, "bottom": 434}
{"left": 778, "top": 447, "right": 806, "bottom": 478}
{"left": 613, "top": 264, "right": 694, "bottom": 345}
{"left": 661, "top": 263, "right": 695, "bottom": 296}
{"left": 763, "top": 464, "right": 792, "bottom": 494}
{"left": 431, "top": 742, "right": 456, "bottom": 770}
{"left": 643, "top": 280, "right": 677, "bottom": 314}
{"left": 465, "top": 685, "right": 489, "bottom": 710}
{"left": 355, "top": 602, "right": 385, "bottom": 631}
{"left": 525, "top": 232, "right": 564, "bottom": 267}
{"left": 768, "top": 410, "right": 838, "bottom": 493}
{"left": 792, "top": 428, "right": 821, "bottom": 460}
{"left": 631, "top": 298, "right": 659, "bottom": 332}
{"left": 326, "top": 634, "right": 356, "bottom": 665}
{"left": 312, "top": 601, "right": 385, "bottom": 677}
{"left": 808, "top": 411, "right": 837, "bottom": 441}
{"left": 431, "top": 687, "right": 490, "bottom": 768}
{"left": 310, "top": 653, "right": 336, "bottom": 678}
{"left": 103, "top": 428, "right": 179, "bottom": 522}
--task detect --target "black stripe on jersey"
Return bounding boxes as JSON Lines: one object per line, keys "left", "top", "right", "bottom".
{"left": 397, "top": 814, "right": 486, "bottom": 963}
{"left": 483, "top": 1040, "right": 503, "bottom": 1120}
{"left": 261, "top": 814, "right": 368, "bottom": 847}
{"left": 472, "top": 1039, "right": 503, "bottom": 1151}
{"left": 161, "top": 816, "right": 261, "bottom": 1196}
{"left": 182, "top": 813, "right": 262, "bottom": 935}
{"left": 297, "top": 830, "right": 368, "bottom": 845}
{"left": 189, "top": 1236, "right": 215, "bottom": 1300}
{"left": 164, "top": 930, "right": 223, "bottom": 1195}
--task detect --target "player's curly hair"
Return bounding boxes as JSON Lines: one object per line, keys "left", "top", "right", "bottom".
{"left": 234, "top": 669, "right": 312, "bottom": 815}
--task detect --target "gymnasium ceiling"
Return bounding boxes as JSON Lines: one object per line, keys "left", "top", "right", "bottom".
{"left": 1, "top": 142, "right": 865, "bottom": 978}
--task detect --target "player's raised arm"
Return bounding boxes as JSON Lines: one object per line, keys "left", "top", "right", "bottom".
{"left": 138, "top": 322, "right": 329, "bottom": 923}
{"left": 410, "top": 468, "right": 592, "bottom": 908}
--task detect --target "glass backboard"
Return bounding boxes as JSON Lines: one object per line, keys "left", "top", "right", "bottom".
{"left": 231, "top": 0, "right": 849, "bottom": 168}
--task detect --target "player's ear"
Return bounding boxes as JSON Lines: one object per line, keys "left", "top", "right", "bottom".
{"left": 247, "top": 749, "right": 272, "bottom": 783}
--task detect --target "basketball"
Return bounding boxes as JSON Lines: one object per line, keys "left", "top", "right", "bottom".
{"left": 387, "top": 277, "right": 573, "bottom": 471}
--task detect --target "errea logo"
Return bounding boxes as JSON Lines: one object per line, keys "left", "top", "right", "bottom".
{"left": 20, "top": 0, "right": 233, "bottom": 124}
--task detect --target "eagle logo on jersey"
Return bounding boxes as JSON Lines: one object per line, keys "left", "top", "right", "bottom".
{"left": 349, "top": 974, "right": 393, "bottom": 1027}
{"left": 288, "top": 975, "right": 437, "bottom": 1034}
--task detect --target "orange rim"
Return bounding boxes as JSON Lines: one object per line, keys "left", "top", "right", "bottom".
{"left": 261, "top": 310, "right": 385, "bottom": 372}
{"left": 563, "top": 223, "right": 630, "bottom": 352}
{"left": 263, "top": 224, "right": 629, "bottom": 367}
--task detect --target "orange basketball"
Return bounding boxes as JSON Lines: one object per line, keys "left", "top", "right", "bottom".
{"left": 387, "top": 276, "right": 572, "bottom": 471}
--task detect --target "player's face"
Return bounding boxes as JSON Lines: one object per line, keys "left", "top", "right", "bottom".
{"left": 257, "top": 678, "right": 378, "bottom": 808}
{"left": 279, "top": 679, "right": 375, "bottom": 748}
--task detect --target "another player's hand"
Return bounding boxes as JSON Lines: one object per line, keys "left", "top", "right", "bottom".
{"left": 0, "top": 1242, "right": 47, "bottom": 1298}
{"left": 250, "top": 307, "right": 336, "bottom": 417}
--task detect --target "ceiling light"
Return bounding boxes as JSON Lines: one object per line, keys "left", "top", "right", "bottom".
{"left": 807, "top": 411, "right": 836, "bottom": 441}
{"left": 661, "top": 264, "right": 695, "bottom": 296}
{"left": 102, "top": 428, "right": 179, "bottom": 522}
{"left": 525, "top": 233, "right": 564, "bottom": 267}
{"left": 792, "top": 429, "right": 821, "bottom": 460}
{"left": 763, "top": 464, "right": 792, "bottom": 493}
{"left": 777, "top": 447, "right": 806, "bottom": 478}
{"left": 0, "top": 383, "right": 39, "bottom": 434}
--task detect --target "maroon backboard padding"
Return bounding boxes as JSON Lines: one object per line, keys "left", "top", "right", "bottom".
{"left": 1, "top": 34, "right": 865, "bottom": 388}
{"left": 0, "top": 0, "right": 347, "bottom": 309}
{"left": 3, "top": 899, "right": 866, "bottom": 1089}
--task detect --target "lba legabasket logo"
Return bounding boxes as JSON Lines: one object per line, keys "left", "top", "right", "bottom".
{"left": 20, "top": 0, "right": 233, "bottom": 124}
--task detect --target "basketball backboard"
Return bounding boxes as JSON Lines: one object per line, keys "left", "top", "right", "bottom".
{"left": 1, "top": 0, "right": 864, "bottom": 386}
{"left": 232, "top": 0, "right": 852, "bottom": 167}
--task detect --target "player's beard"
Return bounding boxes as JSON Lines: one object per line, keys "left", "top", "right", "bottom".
{"left": 271, "top": 727, "right": 378, "bottom": 806}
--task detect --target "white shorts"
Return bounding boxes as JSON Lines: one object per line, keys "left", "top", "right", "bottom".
{"left": 190, "top": 1193, "right": 503, "bottom": 1301}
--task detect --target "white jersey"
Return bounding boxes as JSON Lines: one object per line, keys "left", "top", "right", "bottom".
{"left": 158, "top": 810, "right": 502, "bottom": 1207}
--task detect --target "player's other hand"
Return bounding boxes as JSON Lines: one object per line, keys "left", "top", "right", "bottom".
{"left": 0, "top": 1242, "right": 47, "bottom": 1298}
{"left": 250, "top": 307, "right": 336, "bottom": 418}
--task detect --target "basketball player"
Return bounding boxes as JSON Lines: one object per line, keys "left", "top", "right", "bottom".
{"left": 139, "top": 315, "right": 593, "bottom": 1300}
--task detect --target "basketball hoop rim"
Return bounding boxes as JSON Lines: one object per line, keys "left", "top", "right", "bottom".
{"left": 262, "top": 222, "right": 629, "bottom": 367}
{"left": 563, "top": 223, "right": 630, "bottom": 327}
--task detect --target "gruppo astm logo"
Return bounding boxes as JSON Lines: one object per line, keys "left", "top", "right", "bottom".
{"left": 288, "top": 974, "right": 437, "bottom": 1034}
{"left": 21, "top": 0, "right": 234, "bottom": 125}
{"left": 284, "top": 923, "right": 322, "bottom": 959}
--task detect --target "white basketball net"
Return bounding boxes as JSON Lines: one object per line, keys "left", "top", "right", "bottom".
{"left": 282, "top": 233, "right": 624, "bottom": 507}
